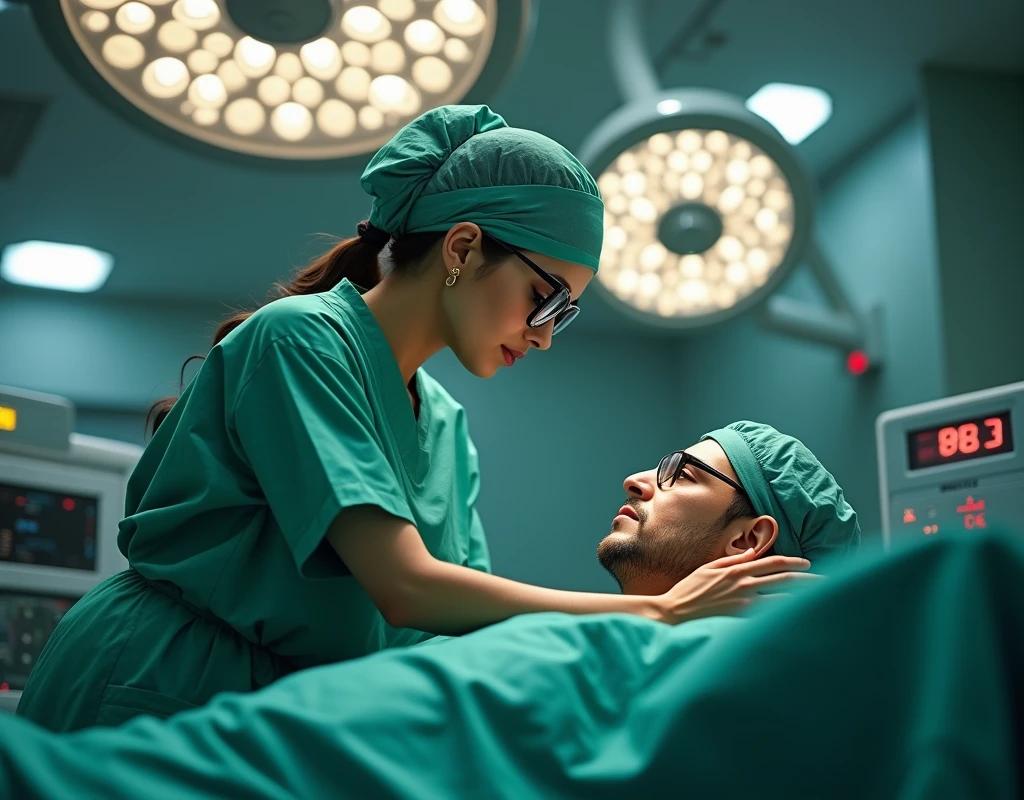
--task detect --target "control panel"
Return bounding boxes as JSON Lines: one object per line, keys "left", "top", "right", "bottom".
{"left": 877, "top": 381, "right": 1024, "bottom": 545}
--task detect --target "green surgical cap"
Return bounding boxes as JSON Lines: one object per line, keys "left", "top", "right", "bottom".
{"left": 360, "top": 105, "right": 604, "bottom": 271}
{"left": 702, "top": 421, "right": 861, "bottom": 563}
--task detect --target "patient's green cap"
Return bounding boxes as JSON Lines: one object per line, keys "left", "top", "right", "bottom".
{"left": 702, "top": 421, "right": 861, "bottom": 563}
{"left": 360, "top": 105, "right": 604, "bottom": 271}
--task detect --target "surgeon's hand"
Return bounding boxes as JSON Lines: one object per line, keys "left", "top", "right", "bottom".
{"left": 658, "top": 549, "right": 817, "bottom": 624}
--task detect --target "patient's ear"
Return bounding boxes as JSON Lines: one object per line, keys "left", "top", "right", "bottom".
{"left": 723, "top": 516, "right": 778, "bottom": 558}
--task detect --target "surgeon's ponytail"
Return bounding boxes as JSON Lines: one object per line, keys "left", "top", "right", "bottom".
{"left": 212, "top": 223, "right": 385, "bottom": 346}
{"left": 147, "top": 220, "right": 387, "bottom": 436}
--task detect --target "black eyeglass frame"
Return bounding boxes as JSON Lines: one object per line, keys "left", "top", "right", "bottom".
{"left": 486, "top": 236, "right": 580, "bottom": 334}
{"left": 656, "top": 450, "right": 749, "bottom": 497}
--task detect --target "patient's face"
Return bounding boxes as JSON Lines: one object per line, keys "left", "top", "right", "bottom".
{"left": 597, "top": 440, "right": 745, "bottom": 592}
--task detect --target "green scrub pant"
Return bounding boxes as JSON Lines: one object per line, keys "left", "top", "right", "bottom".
{"left": 16, "top": 570, "right": 294, "bottom": 732}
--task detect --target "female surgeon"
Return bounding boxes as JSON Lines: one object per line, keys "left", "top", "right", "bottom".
{"left": 16, "top": 106, "right": 810, "bottom": 732}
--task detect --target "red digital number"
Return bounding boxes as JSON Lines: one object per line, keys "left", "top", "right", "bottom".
{"left": 938, "top": 427, "right": 957, "bottom": 457}
{"left": 984, "top": 417, "right": 1004, "bottom": 450}
{"left": 958, "top": 423, "right": 979, "bottom": 454}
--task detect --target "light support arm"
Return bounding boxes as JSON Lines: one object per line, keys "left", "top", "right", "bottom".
{"left": 609, "top": 0, "right": 661, "bottom": 102}
{"left": 760, "top": 296, "right": 862, "bottom": 350}
{"left": 595, "top": 0, "right": 885, "bottom": 374}
{"left": 759, "top": 240, "right": 885, "bottom": 371}
{"left": 805, "top": 241, "right": 854, "bottom": 315}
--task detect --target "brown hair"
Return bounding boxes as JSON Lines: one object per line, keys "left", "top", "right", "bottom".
{"left": 147, "top": 223, "right": 507, "bottom": 437}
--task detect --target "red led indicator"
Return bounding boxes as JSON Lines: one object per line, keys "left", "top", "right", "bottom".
{"left": 62, "top": 498, "right": 76, "bottom": 512}
{"left": 903, "top": 509, "right": 917, "bottom": 524}
{"left": 956, "top": 496, "right": 987, "bottom": 530}
{"left": 15, "top": 496, "right": 26, "bottom": 507}
{"left": 956, "top": 497, "right": 985, "bottom": 514}
{"left": 846, "top": 350, "right": 870, "bottom": 376}
{"left": 0, "top": 683, "right": 8, "bottom": 692}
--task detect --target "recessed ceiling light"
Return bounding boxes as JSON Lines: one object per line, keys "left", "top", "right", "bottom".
{"left": 745, "top": 83, "right": 832, "bottom": 145}
{"left": 1, "top": 241, "right": 114, "bottom": 293}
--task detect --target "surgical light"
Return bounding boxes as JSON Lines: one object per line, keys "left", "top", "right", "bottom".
{"left": 0, "top": 241, "right": 114, "bottom": 293}
{"left": 578, "top": 0, "right": 882, "bottom": 372}
{"left": 581, "top": 91, "right": 812, "bottom": 327}
{"left": 29, "top": 0, "right": 531, "bottom": 163}
{"left": 746, "top": 83, "right": 833, "bottom": 145}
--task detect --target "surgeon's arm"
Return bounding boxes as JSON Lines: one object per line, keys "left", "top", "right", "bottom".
{"left": 327, "top": 505, "right": 811, "bottom": 634}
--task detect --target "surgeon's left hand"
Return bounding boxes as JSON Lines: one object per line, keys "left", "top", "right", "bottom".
{"left": 657, "top": 549, "right": 820, "bottom": 623}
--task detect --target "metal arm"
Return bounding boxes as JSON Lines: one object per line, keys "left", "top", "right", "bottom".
{"left": 759, "top": 240, "right": 885, "bottom": 370}
{"left": 609, "top": 0, "right": 661, "bottom": 102}
{"left": 602, "top": 1, "right": 883, "bottom": 373}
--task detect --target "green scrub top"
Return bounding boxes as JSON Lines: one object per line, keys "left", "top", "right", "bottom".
{"left": 16, "top": 279, "right": 490, "bottom": 732}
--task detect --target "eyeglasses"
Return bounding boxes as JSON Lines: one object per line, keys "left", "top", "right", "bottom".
{"left": 487, "top": 236, "right": 580, "bottom": 335}
{"left": 656, "top": 450, "right": 748, "bottom": 496}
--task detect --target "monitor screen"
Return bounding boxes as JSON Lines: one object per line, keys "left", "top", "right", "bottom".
{"left": 0, "top": 482, "right": 98, "bottom": 572}
{"left": 907, "top": 410, "right": 1014, "bottom": 471}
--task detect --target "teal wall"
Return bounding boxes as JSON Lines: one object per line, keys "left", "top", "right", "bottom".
{"left": 0, "top": 112, "right": 952, "bottom": 590}
{"left": 923, "top": 67, "right": 1024, "bottom": 395}
{"left": 0, "top": 291, "right": 217, "bottom": 415}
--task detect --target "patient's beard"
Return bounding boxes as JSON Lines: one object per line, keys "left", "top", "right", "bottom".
{"left": 597, "top": 516, "right": 722, "bottom": 594}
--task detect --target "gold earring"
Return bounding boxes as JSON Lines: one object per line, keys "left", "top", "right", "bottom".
{"left": 445, "top": 267, "right": 460, "bottom": 287}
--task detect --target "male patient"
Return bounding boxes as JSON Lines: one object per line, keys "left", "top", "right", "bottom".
{"left": 597, "top": 420, "right": 861, "bottom": 594}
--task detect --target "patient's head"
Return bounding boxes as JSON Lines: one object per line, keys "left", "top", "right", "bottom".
{"left": 597, "top": 421, "right": 861, "bottom": 594}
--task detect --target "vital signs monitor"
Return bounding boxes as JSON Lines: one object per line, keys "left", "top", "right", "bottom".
{"left": 0, "top": 385, "right": 141, "bottom": 712}
{"left": 876, "top": 381, "right": 1023, "bottom": 546}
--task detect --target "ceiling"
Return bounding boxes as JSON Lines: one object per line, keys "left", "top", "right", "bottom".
{"left": 0, "top": 0, "right": 1021, "bottom": 313}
